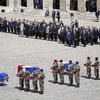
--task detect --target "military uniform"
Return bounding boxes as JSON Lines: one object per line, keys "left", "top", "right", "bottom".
{"left": 58, "top": 60, "right": 64, "bottom": 84}
{"left": 39, "top": 69, "right": 45, "bottom": 94}
{"left": 68, "top": 61, "right": 74, "bottom": 85}
{"left": 17, "top": 69, "right": 24, "bottom": 90}
{"left": 51, "top": 60, "right": 58, "bottom": 83}
{"left": 74, "top": 62, "right": 80, "bottom": 87}
{"left": 24, "top": 70, "right": 30, "bottom": 91}
{"left": 92, "top": 58, "right": 99, "bottom": 79}
{"left": 32, "top": 69, "right": 39, "bottom": 92}
{"left": 84, "top": 57, "right": 92, "bottom": 78}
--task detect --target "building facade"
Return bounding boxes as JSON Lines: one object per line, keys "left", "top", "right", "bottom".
{"left": 0, "top": 0, "right": 100, "bottom": 13}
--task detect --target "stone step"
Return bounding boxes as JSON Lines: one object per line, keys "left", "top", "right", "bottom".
{"left": 25, "top": 10, "right": 96, "bottom": 21}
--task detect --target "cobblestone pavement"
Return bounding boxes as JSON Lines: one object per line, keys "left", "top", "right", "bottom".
{"left": 0, "top": 31, "right": 100, "bottom": 100}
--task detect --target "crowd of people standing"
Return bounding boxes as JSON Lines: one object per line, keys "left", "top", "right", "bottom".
{"left": 0, "top": 16, "right": 100, "bottom": 48}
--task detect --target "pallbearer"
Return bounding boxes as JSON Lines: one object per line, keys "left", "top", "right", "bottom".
{"left": 74, "top": 61, "right": 80, "bottom": 87}
{"left": 24, "top": 68, "right": 30, "bottom": 91}
{"left": 39, "top": 69, "right": 45, "bottom": 94}
{"left": 68, "top": 60, "right": 74, "bottom": 86}
{"left": 84, "top": 57, "right": 92, "bottom": 78}
{"left": 51, "top": 59, "right": 58, "bottom": 83}
{"left": 17, "top": 67, "right": 24, "bottom": 90}
{"left": 32, "top": 68, "right": 39, "bottom": 92}
{"left": 92, "top": 57, "right": 100, "bottom": 79}
{"left": 58, "top": 60, "right": 65, "bottom": 84}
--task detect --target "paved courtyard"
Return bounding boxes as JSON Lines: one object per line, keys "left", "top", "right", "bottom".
{"left": 0, "top": 30, "right": 100, "bottom": 100}
{"left": 0, "top": 11, "right": 100, "bottom": 100}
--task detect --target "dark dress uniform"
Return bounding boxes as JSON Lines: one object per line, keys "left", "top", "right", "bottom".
{"left": 56, "top": 11, "right": 60, "bottom": 22}
{"left": 3, "top": 18, "right": 7, "bottom": 32}
{"left": 52, "top": 11, "right": 56, "bottom": 22}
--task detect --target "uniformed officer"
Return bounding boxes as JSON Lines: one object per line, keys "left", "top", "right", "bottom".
{"left": 38, "top": 69, "right": 45, "bottom": 94}
{"left": 51, "top": 59, "right": 58, "bottom": 83}
{"left": 32, "top": 68, "right": 39, "bottom": 92}
{"left": 17, "top": 67, "right": 24, "bottom": 90}
{"left": 68, "top": 60, "right": 74, "bottom": 86}
{"left": 24, "top": 68, "right": 30, "bottom": 91}
{"left": 56, "top": 11, "right": 60, "bottom": 22}
{"left": 52, "top": 10, "right": 56, "bottom": 22}
{"left": 74, "top": 61, "right": 80, "bottom": 87}
{"left": 58, "top": 60, "right": 64, "bottom": 84}
{"left": 84, "top": 57, "right": 92, "bottom": 78}
{"left": 92, "top": 57, "right": 100, "bottom": 79}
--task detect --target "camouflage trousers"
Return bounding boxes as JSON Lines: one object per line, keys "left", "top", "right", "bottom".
{"left": 25, "top": 80, "right": 30, "bottom": 91}
{"left": 68, "top": 74, "right": 73, "bottom": 85}
{"left": 19, "top": 79, "right": 24, "bottom": 89}
{"left": 94, "top": 69, "right": 99, "bottom": 79}
{"left": 32, "top": 80, "right": 38, "bottom": 92}
{"left": 87, "top": 68, "right": 91, "bottom": 78}
{"left": 75, "top": 74, "right": 80, "bottom": 87}
{"left": 39, "top": 80, "right": 44, "bottom": 93}
{"left": 53, "top": 72, "right": 58, "bottom": 83}
{"left": 59, "top": 73, "right": 64, "bottom": 84}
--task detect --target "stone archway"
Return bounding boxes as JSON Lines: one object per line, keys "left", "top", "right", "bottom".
{"left": 33, "top": 0, "right": 43, "bottom": 9}
{"left": 53, "top": 0, "right": 60, "bottom": 9}
{"left": 0, "top": 0, "right": 7, "bottom": 6}
{"left": 70, "top": 0, "right": 78, "bottom": 11}
{"left": 85, "top": 0, "right": 97, "bottom": 12}
{"left": 21, "top": 0, "right": 27, "bottom": 7}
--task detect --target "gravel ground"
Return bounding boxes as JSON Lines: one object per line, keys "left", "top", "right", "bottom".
{"left": 0, "top": 31, "right": 100, "bottom": 100}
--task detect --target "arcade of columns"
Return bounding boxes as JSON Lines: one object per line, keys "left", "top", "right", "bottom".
{"left": 3, "top": 0, "right": 100, "bottom": 12}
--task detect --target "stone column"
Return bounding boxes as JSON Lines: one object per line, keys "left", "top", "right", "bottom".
{"left": 66, "top": 0, "right": 70, "bottom": 11}
{"left": 6, "top": 0, "right": 9, "bottom": 6}
{"left": 60, "top": 0, "right": 66, "bottom": 10}
{"left": 49, "top": 0, "right": 53, "bottom": 10}
{"left": 43, "top": 0, "right": 49, "bottom": 10}
{"left": 78, "top": 0, "right": 85, "bottom": 12}
{"left": 9, "top": 0, "right": 14, "bottom": 8}
{"left": 27, "top": 0, "right": 34, "bottom": 9}
{"left": 97, "top": 0, "right": 100, "bottom": 10}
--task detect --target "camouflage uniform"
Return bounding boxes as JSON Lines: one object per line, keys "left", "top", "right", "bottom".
{"left": 32, "top": 70, "right": 39, "bottom": 92}
{"left": 24, "top": 70, "right": 30, "bottom": 91}
{"left": 93, "top": 58, "right": 99, "bottom": 79}
{"left": 39, "top": 69, "right": 45, "bottom": 94}
{"left": 84, "top": 57, "right": 92, "bottom": 78}
{"left": 74, "top": 62, "right": 80, "bottom": 87}
{"left": 58, "top": 60, "right": 64, "bottom": 84}
{"left": 51, "top": 61, "right": 58, "bottom": 83}
{"left": 68, "top": 63, "right": 74, "bottom": 85}
{"left": 17, "top": 70, "right": 24, "bottom": 90}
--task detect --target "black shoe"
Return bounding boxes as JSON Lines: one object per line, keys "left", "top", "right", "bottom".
{"left": 40, "top": 91, "right": 43, "bottom": 94}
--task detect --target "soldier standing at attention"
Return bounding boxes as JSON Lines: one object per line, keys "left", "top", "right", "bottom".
{"left": 32, "top": 68, "right": 39, "bottom": 92}
{"left": 52, "top": 10, "right": 56, "bottom": 22}
{"left": 24, "top": 68, "right": 30, "bottom": 91}
{"left": 51, "top": 59, "right": 58, "bottom": 83}
{"left": 74, "top": 61, "right": 80, "bottom": 87}
{"left": 17, "top": 67, "right": 24, "bottom": 90}
{"left": 92, "top": 57, "right": 100, "bottom": 79}
{"left": 68, "top": 60, "right": 74, "bottom": 86}
{"left": 84, "top": 57, "right": 92, "bottom": 78}
{"left": 39, "top": 69, "right": 45, "bottom": 94}
{"left": 58, "top": 60, "right": 65, "bottom": 84}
